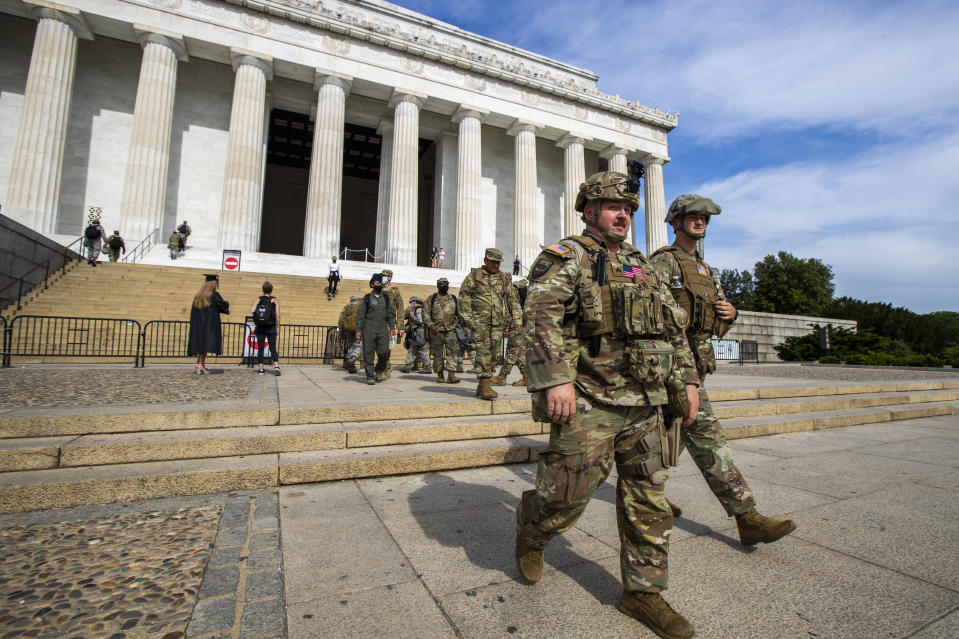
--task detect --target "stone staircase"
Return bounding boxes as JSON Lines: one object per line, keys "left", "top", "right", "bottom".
{"left": 2, "top": 261, "right": 455, "bottom": 326}
{"left": 2, "top": 380, "right": 958, "bottom": 514}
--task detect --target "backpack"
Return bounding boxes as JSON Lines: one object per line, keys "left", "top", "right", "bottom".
{"left": 85, "top": 225, "right": 100, "bottom": 239}
{"left": 177, "top": 224, "right": 187, "bottom": 234}
{"left": 340, "top": 304, "right": 358, "bottom": 333}
{"left": 252, "top": 296, "right": 276, "bottom": 327}
{"left": 428, "top": 292, "right": 457, "bottom": 317}
{"left": 108, "top": 236, "right": 123, "bottom": 249}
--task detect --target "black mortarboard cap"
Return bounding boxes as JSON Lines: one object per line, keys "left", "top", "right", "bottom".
{"left": 204, "top": 274, "right": 219, "bottom": 281}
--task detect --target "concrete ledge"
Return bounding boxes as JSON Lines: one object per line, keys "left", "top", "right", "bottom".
{"left": 345, "top": 416, "right": 541, "bottom": 448}
{"left": 280, "top": 401, "right": 496, "bottom": 425}
{"left": 0, "top": 408, "right": 279, "bottom": 438}
{"left": 278, "top": 437, "right": 545, "bottom": 484}
{"left": 0, "top": 455, "right": 278, "bottom": 514}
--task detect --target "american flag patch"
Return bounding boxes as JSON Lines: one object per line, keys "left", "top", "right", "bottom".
{"left": 623, "top": 265, "right": 644, "bottom": 280}
{"left": 697, "top": 264, "right": 708, "bottom": 276}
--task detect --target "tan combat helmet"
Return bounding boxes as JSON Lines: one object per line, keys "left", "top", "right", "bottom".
{"left": 665, "top": 194, "right": 721, "bottom": 223}
{"left": 574, "top": 171, "right": 640, "bottom": 214}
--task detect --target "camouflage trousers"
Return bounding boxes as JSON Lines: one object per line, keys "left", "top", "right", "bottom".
{"left": 84, "top": 240, "right": 101, "bottom": 262}
{"left": 430, "top": 329, "right": 459, "bottom": 372}
{"left": 341, "top": 334, "right": 362, "bottom": 371}
{"left": 472, "top": 322, "right": 506, "bottom": 378}
{"left": 108, "top": 248, "right": 121, "bottom": 262}
{"left": 500, "top": 326, "right": 527, "bottom": 376}
{"left": 680, "top": 383, "right": 755, "bottom": 516}
{"left": 362, "top": 331, "right": 391, "bottom": 379}
{"left": 404, "top": 341, "right": 431, "bottom": 369}
{"left": 517, "top": 395, "right": 673, "bottom": 593}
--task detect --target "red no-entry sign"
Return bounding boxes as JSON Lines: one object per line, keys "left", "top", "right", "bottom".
{"left": 222, "top": 249, "right": 241, "bottom": 271}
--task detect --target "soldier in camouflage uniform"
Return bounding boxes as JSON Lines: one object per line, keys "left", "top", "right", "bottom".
{"left": 356, "top": 274, "right": 396, "bottom": 385}
{"left": 493, "top": 278, "right": 529, "bottom": 387}
{"left": 424, "top": 277, "right": 461, "bottom": 384}
{"left": 337, "top": 295, "right": 362, "bottom": 373}
{"left": 380, "top": 269, "right": 404, "bottom": 379}
{"left": 650, "top": 194, "right": 796, "bottom": 547}
{"left": 516, "top": 172, "right": 701, "bottom": 639}
{"left": 458, "top": 248, "right": 522, "bottom": 400}
{"left": 401, "top": 297, "right": 432, "bottom": 373}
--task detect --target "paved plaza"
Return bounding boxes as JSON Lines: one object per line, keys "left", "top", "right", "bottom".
{"left": 0, "top": 364, "right": 957, "bottom": 638}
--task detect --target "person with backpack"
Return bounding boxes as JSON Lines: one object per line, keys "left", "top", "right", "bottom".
{"left": 355, "top": 273, "right": 395, "bottom": 385}
{"left": 106, "top": 231, "right": 126, "bottom": 262}
{"left": 250, "top": 281, "right": 281, "bottom": 376}
{"left": 177, "top": 220, "right": 191, "bottom": 250}
{"left": 337, "top": 295, "right": 362, "bottom": 373}
{"left": 424, "top": 277, "right": 461, "bottom": 384}
{"left": 83, "top": 218, "right": 106, "bottom": 266}
{"left": 401, "top": 297, "right": 431, "bottom": 373}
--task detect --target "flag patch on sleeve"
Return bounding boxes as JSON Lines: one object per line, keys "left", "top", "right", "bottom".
{"left": 697, "top": 264, "right": 708, "bottom": 276}
{"left": 544, "top": 243, "right": 571, "bottom": 256}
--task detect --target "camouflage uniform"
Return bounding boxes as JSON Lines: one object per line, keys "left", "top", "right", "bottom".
{"left": 516, "top": 227, "right": 698, "bottom": 595}
{"left": 500, "top": 280, "right": 528, "bottom": 380}
{"left": 457, "top": 261, "right": 522, "bottom": 379}
{"left": 382, "top": 270, "right": 403, "bottom": 374}
{"left": 403, "top": 301, "right": 432, "bottom": 371}
{"left": 650, "top": 241, "right": 755, "bottom": 516}
{"left": 83, "top": 222, "right": 106, "bottom": 265}
{"left": 424, "top": 287, "right": 460, "bottom": 373}
{"left": 106, "top": 232, "right": 126, "bottom": 262}
{"left": 338, "top": 297, "right": 362, "bottom": 373}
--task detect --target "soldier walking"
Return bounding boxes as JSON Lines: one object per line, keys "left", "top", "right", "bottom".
{"left": 492, "top": 278, "right": 529, "bottom": 387}
{"left": 650, "top": 194, "right": 796, "bottom": 547}
{"left": 355, "top": 274, "right": 396, "bottom": 385}
{"left": 401, "top": 297, "right": 432, "bottom": 373}
{"left": 458, "top": 248, "right": 522, "bottom": 400}
{"left": 381, "top": 269, "right": 404, "bottom": 379}
{"left": 515, "top": 172, "right": 701, "bottom": 639}
{"left": 106, "top": 230, "right": 126, "bottom": 262}
{"left": 82, "top": 217, "right": 106, "bottom": 266}
{"left": 338, "top": 295, "right": 362, "bottom": 373}
{"left": 424, "top": 277, "right": 461, "bottom": 384}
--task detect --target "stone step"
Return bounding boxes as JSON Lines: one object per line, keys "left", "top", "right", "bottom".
{"left": 2, "top": 400, "right": 957, "bottom": 514}
{"left": 46, "top": 414, "right": 543, "bottom": 469}
{"left": 713, "top": 389, "right": 959, "bottom": 419}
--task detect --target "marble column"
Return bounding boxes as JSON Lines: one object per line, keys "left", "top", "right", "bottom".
{"left": 601, "top": 144, "right": 629, "bottom": 174}
{"left": 385, "top": 90, "right": 425, "bottom": 266}
{"left": 508, "top": 121, "right": 540, "bottom": 273}
{"left": 218, "top": 51, "right": 272, "bottom": 251}
{"left": 6, "top": 3, "right": 92, "bottom": 234}
{"left": 374, "top": 119, "right": 393, "bottom": 262}
{"left": 557, "top": 133, "right": 587, "bottom": 238}
{"left": 303, "top": 73, "right": 352, "bottom": 259}
{"left": 452, "top": 106, "right": 486, "bottom": 270}
{"left": 119, "top": 27, "right": 187, "bottom": 243}
{"left": 643, "top": 157, "right": 669, "bottom": 254}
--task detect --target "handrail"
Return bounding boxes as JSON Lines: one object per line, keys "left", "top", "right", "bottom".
{"left": 0, "top": 237, "right": 83, "bottom": 312}
{"left": 121, "top": 227, "right": 160, "bottom": 264}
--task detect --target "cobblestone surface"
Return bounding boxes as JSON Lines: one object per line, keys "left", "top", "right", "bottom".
{"left": 0, "top": 490, "right": 285, "bottom": 639}
{"left": 720, "top": 364, "right": 959, "bottom": 382}
{"left": 0, "top": 369, "right": 257, "bottom": 408}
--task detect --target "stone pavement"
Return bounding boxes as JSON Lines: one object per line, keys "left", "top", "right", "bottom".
{"left": 0, "top": 363, "right": 957, "bottom": 637}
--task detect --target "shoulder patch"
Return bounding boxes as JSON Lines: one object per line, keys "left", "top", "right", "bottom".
{"left": 544, "top": 243, "right": 571, "bottom": 256}
{"left": 529, "top": 256, "right": 560, "bottom": 281}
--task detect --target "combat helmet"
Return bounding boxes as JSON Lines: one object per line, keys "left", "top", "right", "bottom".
{"left": 574, "top": 171, "right": 639, "bottom": 214}
{"left": 665, "top": 194, "right": 721, "bottom": 224}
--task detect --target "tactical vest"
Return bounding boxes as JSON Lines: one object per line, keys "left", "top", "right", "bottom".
{"left": 569, "top": 235, "right": 667, "bottom": 339}
{"left": 653, "top": 245, "right": 719, "bottom": 337}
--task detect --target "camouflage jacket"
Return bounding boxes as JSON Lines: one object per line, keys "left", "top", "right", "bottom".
{"left": 424, "top": 293, "right": 459, "bottom": 332}
{"left": 458, "top": 267, "right": 522, "bottom": 328}
{"left": 525, "top": 231, "right": 698, "bottom": 407}
{"left": 383, "top": 286, "right": 404, "bottom": 325}
{"left": 650, "top": 242, "right": 734, "bottom": 378}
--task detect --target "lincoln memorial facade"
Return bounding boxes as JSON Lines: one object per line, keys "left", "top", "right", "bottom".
{"left": 0, "top": 0, "right": 678, "bottom": 271}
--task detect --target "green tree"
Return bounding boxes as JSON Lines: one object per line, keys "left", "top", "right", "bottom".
{"left": 752, "top": 251, "right": 834, "bottom": 316}
{"left": 719, "top": 268, "right": 755, "bottom": 310}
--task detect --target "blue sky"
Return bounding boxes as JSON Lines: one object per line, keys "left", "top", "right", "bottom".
{"left": 387, "top": 0, "right": 959, "bottom": 314}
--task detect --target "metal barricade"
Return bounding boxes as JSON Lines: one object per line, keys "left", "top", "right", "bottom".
{"left": 1, "top": 315, "right": 9, "bottom": 367}
{"left": 6, "top": 315, "right": 142, "bottom": 367}
{"left": 739, "top": 339, "right": 759, "bottom": 364}
{"left": 711, "top": 338, "right": 760, "bottom": 365}
{"left": 139, "top": 319, "right": 249, "bottom": 367}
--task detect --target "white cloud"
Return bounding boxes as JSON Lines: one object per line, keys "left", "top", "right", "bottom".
{"left": 693, "top": 128, "right": 959, "bottom": 312}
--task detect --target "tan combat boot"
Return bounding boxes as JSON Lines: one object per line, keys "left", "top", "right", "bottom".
{"left": 436, "top": 372, "right": 446, "bottom": 383}
{"left": 475, "top": 378, "right": 498, "bottom": 400}
{"left": 511, "top": 374, "right": 527, "bottom": 387}
{"left": 735, "top": 508, "right": 796, "bottom": 546}
{"left": 491, "top": 366, "right": 508, "bottom": 386}
{"left": 618, "top": 591, "right": 695, "bottom": 639}
{"left": 446, "top": 371, "right": 461, "bottom": 384}
{"left": 515, "top": 536, "right": 544, "bottom": 584}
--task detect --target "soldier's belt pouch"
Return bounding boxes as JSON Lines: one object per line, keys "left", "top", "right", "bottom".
{"left": 615, "top": 429, "right": 663, "bottom": 477}
{"left": 627, "top": 339, "right": 674, "bottom": 385}
{"left": 578, "top": 284, "right": 608, "bottom": 335}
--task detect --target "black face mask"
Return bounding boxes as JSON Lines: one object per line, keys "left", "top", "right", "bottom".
{"left": 438, "top": 285, "right": 449, "bottom": 294}
{"left": 372, "top": 284, "right": 383, "bottom": 293}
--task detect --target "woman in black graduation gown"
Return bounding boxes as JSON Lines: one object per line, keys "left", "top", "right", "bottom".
{"left": 188, "top": 274, "right": 230, "bottom": 374}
